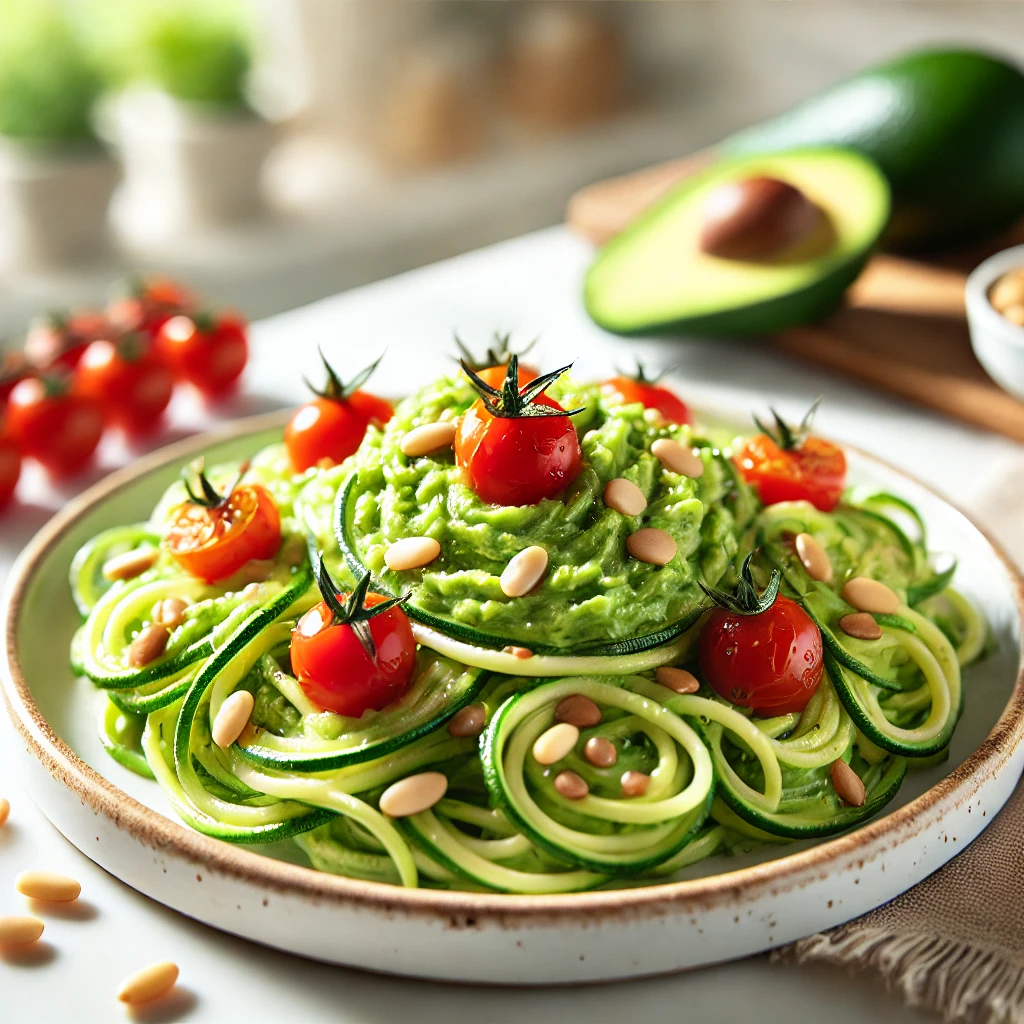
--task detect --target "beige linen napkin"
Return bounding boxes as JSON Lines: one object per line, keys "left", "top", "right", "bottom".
{"left": 775, "top": 467, "right": 1024, "bottom": 1023}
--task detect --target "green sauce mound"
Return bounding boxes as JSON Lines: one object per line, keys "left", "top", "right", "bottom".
{"left": 340, "top": 373, "right": 758, "bottom": 650}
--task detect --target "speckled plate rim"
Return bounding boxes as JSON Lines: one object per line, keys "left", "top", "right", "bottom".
{"left": 3, "top": 409, "right": 1024, "bottom": 926}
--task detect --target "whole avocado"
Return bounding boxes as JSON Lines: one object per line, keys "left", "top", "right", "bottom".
{"left": 724, "top": 49, "right": 1024, "bottom": 247}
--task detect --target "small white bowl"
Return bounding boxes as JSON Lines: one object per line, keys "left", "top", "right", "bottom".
{"left": 966, "top": 243, "right": 1024, "bottom": 401}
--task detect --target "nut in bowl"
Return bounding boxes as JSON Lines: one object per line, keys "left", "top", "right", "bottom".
{"left": 966, "top": 243, "right": 1024, "bottom": 402}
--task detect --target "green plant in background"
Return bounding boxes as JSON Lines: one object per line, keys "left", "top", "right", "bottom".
{"left": 0, "top": 0, "right": 104, "bottom": 143}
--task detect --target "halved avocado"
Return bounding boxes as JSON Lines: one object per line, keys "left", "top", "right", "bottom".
{"left": 584, "top": 148, "right": 890, "bottom": 337}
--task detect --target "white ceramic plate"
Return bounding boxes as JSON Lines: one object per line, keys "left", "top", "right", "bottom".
{"left": 3, "top": 411, "right": 1023, "bottom": 984}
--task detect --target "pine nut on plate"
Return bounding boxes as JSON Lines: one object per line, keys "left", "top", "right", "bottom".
{"left": 0, "top": 916, "right": 44, "bottom": 946}
{"left": 448, "top": 703, "right": 486, "bottom": 738}
{"left": 839, "top": 612, "right": 883, "bottom": 641}
{"left": 400, "top": 421, "right": 457, "bottom": 457}
{"left": 554, "top": 694, "right": 602, "bottom": 728}
{"left": 626, "top": 527, "right": 677, "bottom": 565}
{"left": 152, "top": 596, "right": 188, "bottom": 630}
{"left": 117, "top": 962, "right": 180, "bottom": 1005}
{"left": 385, "top": 537, "right": 441, "bottom": 571}
{"left": 500, "top": 545, "right": 549, "bottom": 597}
{"left": 621, "top": 771, "right": 650, "bottom": 797}
{"left": 655, "top": 667, "right": 700, "bottom": 693}
{"left": 102, "top": 547, "right": 158, "bottom": 581}
{"left": 128, "top": 623, "right": 169, "bottom": 668}
{"left": 842, "top": 576, "right": 900, "bottom": 614}
{"left": 603, "top": 477, "right": 647, "bottom": 516}
{"left": 554, "top": 770, "right": 589, "bottom": 800}
{"left": 830, "top": 758, "right": 867, "bottom": 807}
{"left": 584, "top": 736, "right": 618, "bottom": 768}
{"left": 795, "top": 532, "right": 832, "bottom": 583}
{"left": 379, "top": 772, "right": 448, "bottom": 817}
{"left": 532, "top": 722, "right": 579, "bottom": 765}
{"left": 651, "top": 438, "right": 704, "bottom": 478}
{"left": 212, "top": 690, "right": 256, "bottom": 749}
{"left": 15, "top": 870, "right": 81, "bottom": 903}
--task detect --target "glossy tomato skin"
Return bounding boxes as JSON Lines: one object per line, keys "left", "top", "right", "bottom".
{"left": 735, "top": 434, "right": 846, "bottom": 512}
{"left": 601, "top": 376, "right": 692, "bottom": 425}
{"left": 156, "top": 312, "right": 248, "bottom": 398}
{"left": 108, "top": 276, "right": 194, "bottom": 339}
{"left": 475, "top": 362, "right": 540, "bottom": 390}
{"left": 699, "top": 595, "right": 823, "bottom": 716}
{"left": 0, "top": 353, "right": 29, "bottom": 406}
{"left": 165, "top": 484, "right": 281, "bottom": 583}
{"left": 0, "top": 421, "right": 22, "bottom": 509}
{"left": 75, "top": 337, "right": 174, "bottom": 435}
{"left": 285, "top": 390, "right": 394, "bottom": 473}
{"left": 7, "top": 376, "right": 104, "bottom": 478}
{"left": 24, "top": 310, "right": 109, "bottom": 372}
{"left": 291, "top": 594, "right": 416, "bottom": 717}
{"left": 455, "top": 393, "right": 582, "bottom": 506}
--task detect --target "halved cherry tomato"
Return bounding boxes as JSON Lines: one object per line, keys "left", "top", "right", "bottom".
{"left": 734, "top": 403, "right": 846, "bottom": 512}
{"left": 699, "top": 555, "right": 823, "bottom": 716}
{"left": 455, "top": 332, "right": 540, "bottom": 390}
{"left": 455, "top": 356, "right": 582, "bottom": 506}
{"left": 165, "top": 465, "right": 281, "bottom": 583}
{"left": 0, "top": 414, "right": 22, "bottom": 510}
{"left": 291, "top": 563, "right": 416, "bottom": 717}
{"left": 285, "top": 352, "right": 392, "bottom": 472}
{"left": 155, "top": 311, "right": 248, "bottom": 398}
{"left": 75, "top": 335, "right": 174, "bottom": 435}
{"left": 24, "top": 309, "right": 109, "bottom": 372}
{"left": 601, "top": 367, "right": 691, "bottom": 425}
{"left": 108, "top": 274, "right": 194, "bottom": 339}
{"left": 7, "top": 374, "right": 104, "bottom": 478}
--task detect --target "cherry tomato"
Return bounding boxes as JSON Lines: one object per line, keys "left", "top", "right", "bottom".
{"left": 156, "top": 312, "right": 248, "bottom": 398}
{"left": 108, "top": 274, "right": 194, "bottom": 339}
{"left": 455, "top": 333, "right": 539, "bottom": 390}
{"left": 0, "top": 415, "right": 22, "bottom": 510}
{"left": 601, "top": 370, "right": 691, "bottom": 425}
{"left": 475, "top": 362, "right": 540, "bottom": 390}
{"left": 165, "top": 469, "right": 281, "bottom": 583}
{"left": 285, "top": 353, "right": 392, "bottom": 473}
{"left": 0, "top": 352, "right": 29, "bottom": 405}
{"left": 24, "top": 310, "right": 109, "bottom": 372}
{"left": 698, "top": 556, "right": 823, "bottom": 716}
{"left": 291, "top": 568, "right": 416, "bottom": 718}
{"left": 7, "top": 375, "right": 104, "bottom": 478}
{"left": 455, "top": 357, "right": 582, "bottom": 506}
{"left": 75, "top": 335, "right": 174, "bottom": 435}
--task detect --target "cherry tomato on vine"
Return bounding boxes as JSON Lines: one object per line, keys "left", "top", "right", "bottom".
{"left": 24, "top": 309, "right": 109, "bottom": 372}
{"left": 455, "top": 332, "right": 540, "bottom": 390}
{"left": 156, "top": 311, "right": 248, "bottom": 398}
{"left": 734, "top": 400, "right": 846, "bottom": 512}
{"left": 0, "top": 414, "right": 22, "bottom": 510}
{"left": 164, "top": 462, "right": 281, "bottom": 583}
{"left": 285, "top": 352, "right": 392, "bottom": 472}
{"left": 6, "top": 375, "right": 104, "bottom": 478}
{"left": 108, "top": 274, "right": 194, "bottom": 339}
{"left": 455, "top": 355, "right": 582, "bottom": 506}
{"left": 75, "top": 334, "right": 174, "bottom": 435}
{"left": 698, "top": 555, "right": 823, "bottom": 716}
{"left": 601, "top": 365, "right": 691, "bottom": 425}
{"left": 291, "top": 560, "right": 416, "bottom": 717}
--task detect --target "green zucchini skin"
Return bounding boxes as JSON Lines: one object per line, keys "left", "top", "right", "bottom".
{"left": 69, "top": 524, "right": 161, "bottom": 619}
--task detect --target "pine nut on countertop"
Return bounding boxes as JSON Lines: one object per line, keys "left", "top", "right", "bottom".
{"left": 15, "top": 870, "right": 81, "bottom": 903}
{"left": 117, "top": 962, "right": 180, "bottom": 1005}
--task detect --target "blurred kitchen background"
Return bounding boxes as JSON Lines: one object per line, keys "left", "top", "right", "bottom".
{"left": 1, "top": 0, "right": 1022, "bottom": 336}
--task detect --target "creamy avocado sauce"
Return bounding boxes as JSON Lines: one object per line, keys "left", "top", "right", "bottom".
{"left": 342, "top": 373, "right": 759, "bottom": 649}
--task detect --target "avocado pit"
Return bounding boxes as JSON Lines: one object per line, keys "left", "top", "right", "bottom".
{"left": 699, "top": 176, "right": 825, "bottom": 261}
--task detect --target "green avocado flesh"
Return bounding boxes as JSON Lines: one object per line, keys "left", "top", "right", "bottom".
{"left": 585, "top": 148, "right": 890, "bottom": 338}
{"left": 336, "top": 374, "right": 758, "bottom": 649}
{"left": 725, "top": 49, "right": 1024, "bottom": 247}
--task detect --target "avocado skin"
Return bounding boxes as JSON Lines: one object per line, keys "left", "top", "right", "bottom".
{"left": 725, "top": 49, "right": 1024, "bottom": 247}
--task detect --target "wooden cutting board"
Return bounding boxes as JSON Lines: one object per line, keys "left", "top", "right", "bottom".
{"left": 567, "top": 155, "right": 1024, "bottom": 443}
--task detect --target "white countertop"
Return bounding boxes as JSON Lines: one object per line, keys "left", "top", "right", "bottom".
{"left": 3, "top": 226, "right": 1016, "bottom": 1023}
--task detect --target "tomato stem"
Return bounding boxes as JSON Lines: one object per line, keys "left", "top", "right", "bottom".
{"left": 461, "top": 354, "right": 584, "bottom": 420}
{"left": 752, "top": 397, "right": 822, "bottom": 451}
{"left": 453, "top": 330, "right": 536, "bottom": 371}
{"left": 306, "top": 349, "right": 384, "bottom": 404}
{"left": 182, "top": 458, "right": 249, "bottom": 509}
{"left": 621, "top": 358, "right": 674, "bottom": 386}
{"left": 699, "top": 553, "right": 781, "bottom": 616}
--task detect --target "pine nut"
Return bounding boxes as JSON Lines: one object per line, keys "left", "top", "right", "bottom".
{"left": 15, "top": 870, "right": 81, "bottom": 903}
{"left": 448, "top": 703, "right": 486, "bottom": 738}
{"left": 212, "top": 690, "right": 255, "bottom": 749}
{"left": 102, "top": 547, "right": 158, "bottom": 581}
{"left": 795, "top": 532, "right": 832, "bottom": 583}
{"left": 584, "top": 736, "right": 618, "bottom": 768}
{"left": 400, "top": 421, "right": 457, "bottom": 457}
{"left": 621, "top": 771, "right": 650, "bottom": 797}
{"left": 655, "top": 667, "right": 700, "bottom": 693}
{"left": 652, "top": 438, "right": 704, "bottom": 478}
{"left": 502, "top": 645, "right": 533, "bottom": 659}
{"left": 379, "top": 772, "right": 448, "bottom": 817}
{"left": 603, "top": 478, "right": 647, "bottom": 516}
{"left": 0, "top": 796, "right": 9, "bottom": 827}
{"left": 384, "top": 537, "right": 441, "bottom": 571}
{"left": 643, "top": 408, "right": 667, "bottom": 428}
{"left": 839, "top": 612, "right": 883, "bottom": 641}
{"left": 500, "top": 545, "right": 549, "bottom": 598}
{"left": 0, "top": 916, "right": 44, "bottom": 946}
{"left": 990, "top": 271, "right": 1024, "bottom": 312}
{"left": 554, "top": 694, "right": 602, "bottom": 728}
{"left": 152, "top": 597, "right": 188, "bottom": 630}
{"left": 117, "top": 961, "right": 180, "bottom": 1005}
{"left": 626, "top": 527, "right": 677, "bottom": 565}
{"left": 830, "top": 758, "right": 866, "bottom": 806}
{"left": 532, "top": 722, "right": 579, "bottom": 765}
{"left": 554, "top": 770, "right": 589, "bottom": 800}
{"left": 128, "top": 624, "right": 169, "bottom": 667}
{"left": 843, "top": 576, "right": 899, "bottom": 614}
